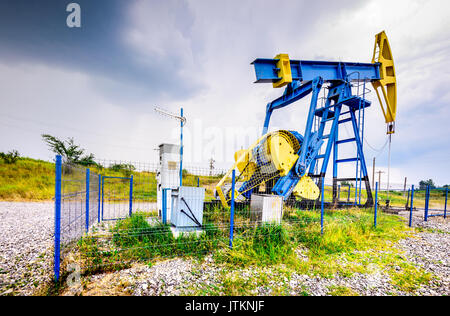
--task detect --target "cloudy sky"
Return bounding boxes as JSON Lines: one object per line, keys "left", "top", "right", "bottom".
{"left": 0, "top": 0, "right": 449, "bottom": 186}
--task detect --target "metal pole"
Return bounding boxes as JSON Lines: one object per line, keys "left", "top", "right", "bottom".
{"left": 54, "top": 155, "right": 62, "bottom": 282}
{"left": 444, "top": 188, "right": 448, "bottom": 219}
{"left": 97, "top": 175, "right": 101, "bottom": 223}
{"left": 409, "top": 185, "right": 414, "bottom": 227}
{"left": 229, "top": 170, "right": 236, "bottom": 249}
{"left": 387, "top": 134, "right": 392, "bottom": 200}
{"left": 424, "top": 185, "right": 429, "bottom": 221}
{"left": 85, "top": 168, "right": 90, "bottom": 232}
{"left": 403, "top": 177, "right": 407, "bottom": 196}
{"left": 374, "top": 182, "right": 378, "bottom": 227}
{"left": 321, "top": 178, "right": 325, "bottom": 235}
{"left": 372, "top": 157, "right": 375, "bottom": 189}
{"left": 129, "top": 175, "right": 133, "bottom": 217}
{"left": 101, "top": 176, "right": 104, "bottom": 221}
{"left": 180, "top": 107, "right": 184, "bottom": 187}
{"left": 162, "top": 188, "right": 168, "bottom": 224}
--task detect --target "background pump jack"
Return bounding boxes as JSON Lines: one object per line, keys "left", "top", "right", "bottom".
{"left": 216, "top": 31, "right": 397, "bottom": 208}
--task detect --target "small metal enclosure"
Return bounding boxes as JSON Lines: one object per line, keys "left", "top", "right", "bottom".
{"left": 171, "top": 186, "right": 205, "bottom": 228}
{"left": 250, "top": 194, "right": 283, "bottom": 224}
{"left": 157, "top": 143, "right": 181, "bottom": 223}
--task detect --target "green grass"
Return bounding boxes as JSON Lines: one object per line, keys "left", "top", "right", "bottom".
{"left": 0, "top": 157, "right": 222, "bottom": 202}
{"left": 78, "top": 214, "right": 224, "bottom": 273}
{"left": 0, "top": 158, "right": 55, "bottom": 200}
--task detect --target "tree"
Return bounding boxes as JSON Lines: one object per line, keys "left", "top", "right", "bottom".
{"left": 0, "top": 150, "right": 20, "bottom": 164}
{"left": 42, "top": 134, "right": 96, "bottom": 166}
{"left": 419, "top": 179, "right": 436, "bottom": 190}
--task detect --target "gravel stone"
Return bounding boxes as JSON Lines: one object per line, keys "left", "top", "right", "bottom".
{"left": 0, "top": 202, "right": 54, "bottom": 296}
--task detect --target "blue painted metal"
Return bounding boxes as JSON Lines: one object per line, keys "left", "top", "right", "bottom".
{"left": 101, "top": 175, "right": 132, "bottom": 221}
{"left": 54, "top": 155, "right": 62, "bottom": 281}
{"left": 252, "top": 56, "right": 376, "bottom": 206}
{"left": 85, "top": 168, "right": 90, "bottom": 232}
{"left": 197, "top": 177, "right": 200, "bottom": 187}
{"left": 252, "top": 59, "right": 380, "bottom": 83}
{"left": 374, "top": 182, "right": 378, "bottom": 227}
{"left": 97, "top": 175, "right": 101, "bottom": 223}
{"left": 424, "top": 185, "right": 430, "bottom": 221}
{"left": 162, "top": 188, "right": 169, "bottom": 224}
{"left": 445, "top": 188, "right": 448, "bottom": 219}
{"left": 129, "top": 175, "right": 133, "bottom": 217}
{"left": 101, "top": 175, "right": 104, "bottom": 220}
{"left": 320, "top": 178, "right": 325, "bottom": 235}
{"left": 180, "top": 107, "right": 184, "bottom": 187}
{"left": 229, "top": 170, "right": 236, "bottom": 249}
{"left": 409, "top": 185, "right": 415, "bottom": 227}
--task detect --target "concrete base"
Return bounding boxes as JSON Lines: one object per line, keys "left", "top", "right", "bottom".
{"left": 170, "top": 226, "right": 204, "bottom": 238}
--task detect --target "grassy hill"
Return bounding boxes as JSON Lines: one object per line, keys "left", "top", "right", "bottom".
{"left": 0, "top": 157, "right": 222, "bottom": 202}
{"left": 0, "top": 158, "right": 55, "bottom": 201}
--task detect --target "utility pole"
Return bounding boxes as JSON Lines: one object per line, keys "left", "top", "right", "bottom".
{"left": 376, "top": 170, "right": 385, "bottom": 192}
{"left": 372, "top": 157, "right": 376, "bottom": 189}
{"left": 209, "top": 158, "right": 215, "bottom": 176}
{"left": 403, "top": 177, "right": 407, "bottom": 196}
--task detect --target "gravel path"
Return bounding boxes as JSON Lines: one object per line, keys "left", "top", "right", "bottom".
{"left": 0, "top": 202, "right": 54, "bottom": 296}
{"left": 64, "top": 213, "right": 449, "bottom": 296}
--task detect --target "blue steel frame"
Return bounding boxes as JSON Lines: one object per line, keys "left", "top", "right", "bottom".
{"left": 54, "top": 155, "right": 62, "bottom": 281}
{"left": 229, "top": 170, "right": 236, "bottom": 249}
{"left": 424, "top": 185, "right": 448, "bottom": 220}
{"left": 409, "top": 185, "right": 415, "bottom": 227}
{"left": 85, "top": 168, "right": 90, "bottom": 232}
{"left": 101, "top": 175, "right": 133, "bottom": 221}
{"left": 253, "top": 58, "right": 377, "bottom": 206}
{"left": 162, "top": 188, "right": 170, "bottom": 224}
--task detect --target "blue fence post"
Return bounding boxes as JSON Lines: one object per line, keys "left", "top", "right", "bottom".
{"left": 229, "top": 170, "right": 236, "bottom": 249}
{"left": 444, "top": 188, "right": 448, "bottom": 219}
{"left": 129, "top": 175, "right": 133, "bottom": 217}
{"left": 197, "top": 177, "right": 200, "bottom": 187}
{"left": 424, "top": 185, "right": 429, "bottom": 221}
{"left": 85, "top": 168, "right": 90, "bottom": 232}
{"left": 374, "top": 182, "right": 378, "bottom": 227}
{"left": 347, "top": 184, "right": 351, "bottom": 202}
{"left": 409, "top": 185, "right": 415, "bottom": 227}
{"left": 162, "top": 188, "right": 169, "bottom": 224}
{"left": 101, "top": 176, "right": 104, "bottom": 221}
{"left": 97, "top": 175, "right": 101, "bottom": 223}
{"left": 54, "top": 155, "right": 62, "bottom": 282}
{"left": 321, "top": 178, "right": 325, "bottom": 235}
{"left": 179, "top": 107, "right": 184, "bottom": 187}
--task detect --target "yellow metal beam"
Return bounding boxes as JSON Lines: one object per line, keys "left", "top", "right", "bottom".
{"left": 371, "top": 31, "right": 397, "bottom": 134}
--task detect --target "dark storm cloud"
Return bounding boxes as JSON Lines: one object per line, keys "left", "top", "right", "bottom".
{"left": 0, "top": 0, "right": 201, "bottom": 102}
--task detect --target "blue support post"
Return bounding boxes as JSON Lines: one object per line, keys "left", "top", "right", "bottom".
{"left": 424, "top": 185, "right": 430, "bottom": 221}
{"left": 54, "top": 155, "right": 62, "bottom": 282}
{"left": 374, "top": 182, "right": 378, "bottom": 227}
{"left": 85, "top": 168, "right": 90, "bottom": 232}
{"left": 444, "top": 188, "right": 448, "bottom": 219}
{"left": 409, "top": 185, "right": 415, "bottom": 227}
{"left": 197, "top": 177, "right": 200, "bottom": 187}
{"left": 162, "top": 188, "right": 169, "bottom": 224}
{"left": 101, "top": 176, "right": 104, "bottom": 221}
{"left": 321, "top": 178, "right": 325, "bottom": 235}
{"left": 347, "top": 184, "right": 351, "bottom": 202}
{"left": 129, "top": 175, "right": 133, "bottom": 217}
{"left": 180, "top": 107, "right": 184, "bottom": 187}
{"left": 97, "top": 175, "right": 101, "bottom": 223}
{"left": 229, "top": 170, "right": 236, "bottom": 249}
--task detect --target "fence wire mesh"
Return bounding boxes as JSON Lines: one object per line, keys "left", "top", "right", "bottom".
{"left": 53, "top": 156, "right": 447, "bottom": 282}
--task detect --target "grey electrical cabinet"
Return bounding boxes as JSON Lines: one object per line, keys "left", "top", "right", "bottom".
{"left": 171, "top": 186, "right": 205, "bottom": 228}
